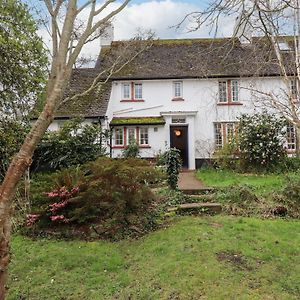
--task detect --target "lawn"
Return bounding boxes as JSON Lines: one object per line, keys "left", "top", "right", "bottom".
{"left": 8, "top": 216, "right": 300, "bottom": 299}
{"left": 196, "top": 168, "right": 297, "bottom": 195}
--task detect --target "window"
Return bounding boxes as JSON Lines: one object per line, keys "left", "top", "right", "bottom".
{"left": 231, "top": 80, "right": 239, "bottom": 102}
{"left": 139, "top": 128, "right": 149, "bottom": 145}
{"left": 286, "top": 123, "right": 296, "bottom": 150}
{"left": 218, "top": 80, "right": 240, "bottom": 103}
{"left": 127, "top": 127, "right": 136, "bottom": 144}
{"left": 290, "top": 79, "right": 298, "bottom": 100}
{"left": 214, "top": 123, "right": 223, "bottom": 149}
{"left": 122, "top": 83, "right": 130, "bottom": 99}
{"left": 172, "top": 117, "right": 186, "bottom": 124}
{"left": 121, "top": 82, "right": 143, "bottom": 101}
{"left": 134, "top": 83, "right": 143, "bottom": 99}
{"left": 173, "top": 81, "right": 183, "bottom": 98}
{"left": 114, "top": 128, "right": 124, "bottom": 146}
{"left": 218, "top": 81, "right": 227, "bottom": 102}
{"left": 214, "top": 122, "right": 238, "bottom": 149}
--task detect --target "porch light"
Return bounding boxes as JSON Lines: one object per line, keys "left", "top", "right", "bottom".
{"left": 174, "top": 129, "right": 182, "bottom": 137}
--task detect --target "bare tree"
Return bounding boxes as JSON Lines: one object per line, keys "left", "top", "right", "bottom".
{"left": 182, "top": 0, "right": 300, "bottom": 154}
{"left": 0, "top": 1, "right": 133, "bottom": 298}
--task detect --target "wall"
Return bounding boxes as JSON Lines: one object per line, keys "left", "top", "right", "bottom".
{"left": 106, "top": 76, "right": 287, "bottom": 169}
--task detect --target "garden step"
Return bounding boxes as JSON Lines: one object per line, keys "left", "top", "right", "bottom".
{"left": 187, "top": 194, "right": 216, "bottom": 202}
{"left": 168, "top": 202, "right": 222, "bottom": 214}
{"left": 180, "top": 187, "right": 216, "bottom": 195}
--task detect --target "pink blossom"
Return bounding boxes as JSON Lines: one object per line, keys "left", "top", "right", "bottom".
{"left": 50, "top": 215, "right": 65, "bottom": 222}
{"left": 26, "top": 214, "right": 40, "bottom": 227}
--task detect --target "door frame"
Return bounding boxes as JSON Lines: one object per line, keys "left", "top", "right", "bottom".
{"left": 169, "top": 124, "right": 189, "bottom": 168}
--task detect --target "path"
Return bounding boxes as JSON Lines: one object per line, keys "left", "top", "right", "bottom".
{"left": 177, "top": 171, "right": 205, "bottom": 190}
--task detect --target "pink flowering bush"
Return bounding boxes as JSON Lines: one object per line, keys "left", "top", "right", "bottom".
{"left": 26, "top": 158, "right": 163, "bottom": 239}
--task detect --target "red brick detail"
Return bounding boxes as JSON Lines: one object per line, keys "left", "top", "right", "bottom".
{"left": 172, "top": 97, "right": 185, "bottom": 101}
{"left": 120, "top": 99, "right": 145, "bottom": 102}
{"left": 217, "top": 102, "right": 243, "bottom": 106}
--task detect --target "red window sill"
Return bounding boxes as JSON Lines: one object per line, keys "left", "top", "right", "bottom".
{"left": 120, "top": 99, "right": 145, "bottom": 102}
{"left": 287, "top": 149, "right": 296, "bottom": 154}
{"left": 112, "top": 145, "right": 151, "bottom": 149}
{"left": 172, "top": 97, "right": 184, "bottom": 101}
{"left": 217, "top": 102, "right": 243, "bottom": 106}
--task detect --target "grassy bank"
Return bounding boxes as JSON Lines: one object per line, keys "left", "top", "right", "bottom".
{"left": 196, "top": 168, "right": 297, "bottom": 195}
{"left": 8, "top": 216, "right": 300, "bottom": 299}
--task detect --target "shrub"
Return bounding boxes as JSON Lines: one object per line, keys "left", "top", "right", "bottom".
{"left": 32, "top": 118, "right": 108, "bottom": 172}
{"left": 158, "top": 148, "right": 182, "bottom": 189}
{"left": 214, "top": 139, "right": 239, "bottom": 170}
{"left": 122, "top": 140, "right": 140, "bottom": 158}
{"left": 238, "top": 113, "right": 286, "bottom": 171}
{"left": 26, "top": 158, "right": 165, "bottom": 239}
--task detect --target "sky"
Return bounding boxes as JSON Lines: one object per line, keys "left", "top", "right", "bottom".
{"left": 24, "top": 0, "right": 237, "bottom": 62}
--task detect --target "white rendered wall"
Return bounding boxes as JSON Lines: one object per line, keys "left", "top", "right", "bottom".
{"left": 106, "top": 76, "right": 289, "bottom": 168}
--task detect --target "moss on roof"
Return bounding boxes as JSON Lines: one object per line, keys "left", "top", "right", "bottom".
{"left": 110, "top": 116, "right": 165, "bottom": 126}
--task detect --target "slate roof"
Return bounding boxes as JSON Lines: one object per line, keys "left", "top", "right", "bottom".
{"left": 55, "top": 68, "right": 111, "bottom": 118}
{"left": 58, "top": 36, "right": 296, "bottom": 118}
{"left": 96, "top": 37, "right": 296, "bottom": 80}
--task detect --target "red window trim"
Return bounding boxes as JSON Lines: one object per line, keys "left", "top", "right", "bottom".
{"left": 218, "top": 79, "right": 241, "bottom": 104}
{"left": 121, "top": 82, "right": 144, "bottom": 102}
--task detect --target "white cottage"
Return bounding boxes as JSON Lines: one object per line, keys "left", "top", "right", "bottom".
{"left": 53, "top": 36, "right": 298, "bottom": 169}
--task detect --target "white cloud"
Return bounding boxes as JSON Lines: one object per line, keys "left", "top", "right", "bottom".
{"left": 37, "top": 0, "right": 236, "bottom": 64}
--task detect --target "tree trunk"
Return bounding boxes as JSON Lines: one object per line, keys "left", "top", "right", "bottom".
{"left": 0, "top": 74, "right": 68, "bottom": 298}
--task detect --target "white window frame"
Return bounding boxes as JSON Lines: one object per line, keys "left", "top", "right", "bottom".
{"left": 139, "top": 127, "right": 149, "bottom": 145}
{"left": 127, "top": 127, "right": 136, "bottom": 144}
{"left": 122, "top": 83, "right": 130, "bottom": 100}
{"left": 214, "top": 122, "right": 238, "bottom": 149}
{"left": 114, "top": 128, "right": 124, "bottom": 146}
{"left": 218, "top": 81, "right": 228, "bottom": 102}
{"left": 231, "top": 80, "right": 239, "bottom": 102}
{"left": 290, "top": 79, "right": 298, "bottom": 100}
{"left": 286, "top": 123, "right": 296, "bottom": 151}
{"left": 173, "top": 81, "right": 183, "bottom": 98}
{"left": 134, "top": 83, "right": 143, "bottom": 100}
{"left": 214, "top": 123, "right": 223, "bottom": 149}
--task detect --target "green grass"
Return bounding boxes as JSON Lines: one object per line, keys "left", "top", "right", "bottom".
{"left": 196, "top": 168, "right": 296, "bottom": 195}
{"left": 8, "top": 216, "right": 300, "bottom": 299}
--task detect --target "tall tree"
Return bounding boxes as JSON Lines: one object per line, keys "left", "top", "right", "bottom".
{"left": 185, "top": 0, "right": 300, "bottom": 154}
{"left": 0, "top": 0, "right": 47, "bottom": 119}
{"left": 0, "top": 0, "right": 130, "bottom": 298}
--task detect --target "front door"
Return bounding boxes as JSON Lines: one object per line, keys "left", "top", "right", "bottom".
{"left": 170, "top": 125, "right": 189, "bottom": 168}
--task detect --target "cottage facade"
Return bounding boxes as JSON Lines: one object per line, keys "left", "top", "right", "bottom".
{"left": 52, "top": 36, "right": 298, "bottom": 169}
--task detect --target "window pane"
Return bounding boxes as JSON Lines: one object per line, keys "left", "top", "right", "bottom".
{"left": 127, "top": 128, "right": 136, "bottom": 143}
{"left": 214, "top": 123, "right": 223, "bottom": 149}
{"left": 174, "top": 81, "right": 182, "bottom": 97}
{"left": 287, "top": 123, "right": 296, "bottom": 150}
{"left": 122, "top": 83, "right": 130, "bottom": 99}
{"left": 140, "top": 128, "right": 148, "bottom": 145}
{"left": 231, "top": 80, "right": 239, "bottom": 102}
{"left": 115, "top": 128, "right": 123, "bottom": 145}
{"left": 134, "top": 83, "right": 143, "bottom": 99}
{"left": 218, "top": 81, "right": 227, "bottom": 102}
{"left": 291, "top": 79, "right": 298, "bottom": 99}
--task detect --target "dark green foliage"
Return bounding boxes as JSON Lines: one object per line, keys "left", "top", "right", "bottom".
{"left": 27, "top": 158, "right": 165, "bottom": 239}
{"left": 0, "top": 0, "right": 47, "bottom": 118}
{"left": 122, "top": 140, "right": 140, "bottom": 158}
{"left": 32, "top": 118, "right": 108, "bottom": 172}
{"left": 0, "top": 118, "right": 29, "bottom": 179}
{"left": 214, "top": 139, "right": 239, "bottom": 170}
{"left": 238, "top": 113, "right": 286, "bottom": 171}
{"left": 159, "top": 148, "right": 182, "bottom": 189}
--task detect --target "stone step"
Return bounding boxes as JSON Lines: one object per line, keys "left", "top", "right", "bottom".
{"left": 180, "top": 187, "right": 216, "bottom": 195}
{"left": 188, "top": 194, "right": 215, "bottom": 202}
{"left": 167, "top": 202, "right": 222, "bottom": 214}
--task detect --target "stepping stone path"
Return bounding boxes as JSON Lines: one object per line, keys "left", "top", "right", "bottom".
{"left": 168, "top": 171, "right": 222, "bottom": 214}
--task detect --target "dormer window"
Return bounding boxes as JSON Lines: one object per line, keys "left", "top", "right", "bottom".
{"left": 218, "top": 79, "right": 241, "bottom": 104}
{"left": 278, "top": 41, "right": 291, "bottom": 51}
{"left": 121, "top": 82, "right": 144, "bottom": 101}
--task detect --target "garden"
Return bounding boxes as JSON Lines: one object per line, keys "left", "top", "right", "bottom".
{"left": 3, "top": 113, "right": 300, "bottom": 299}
